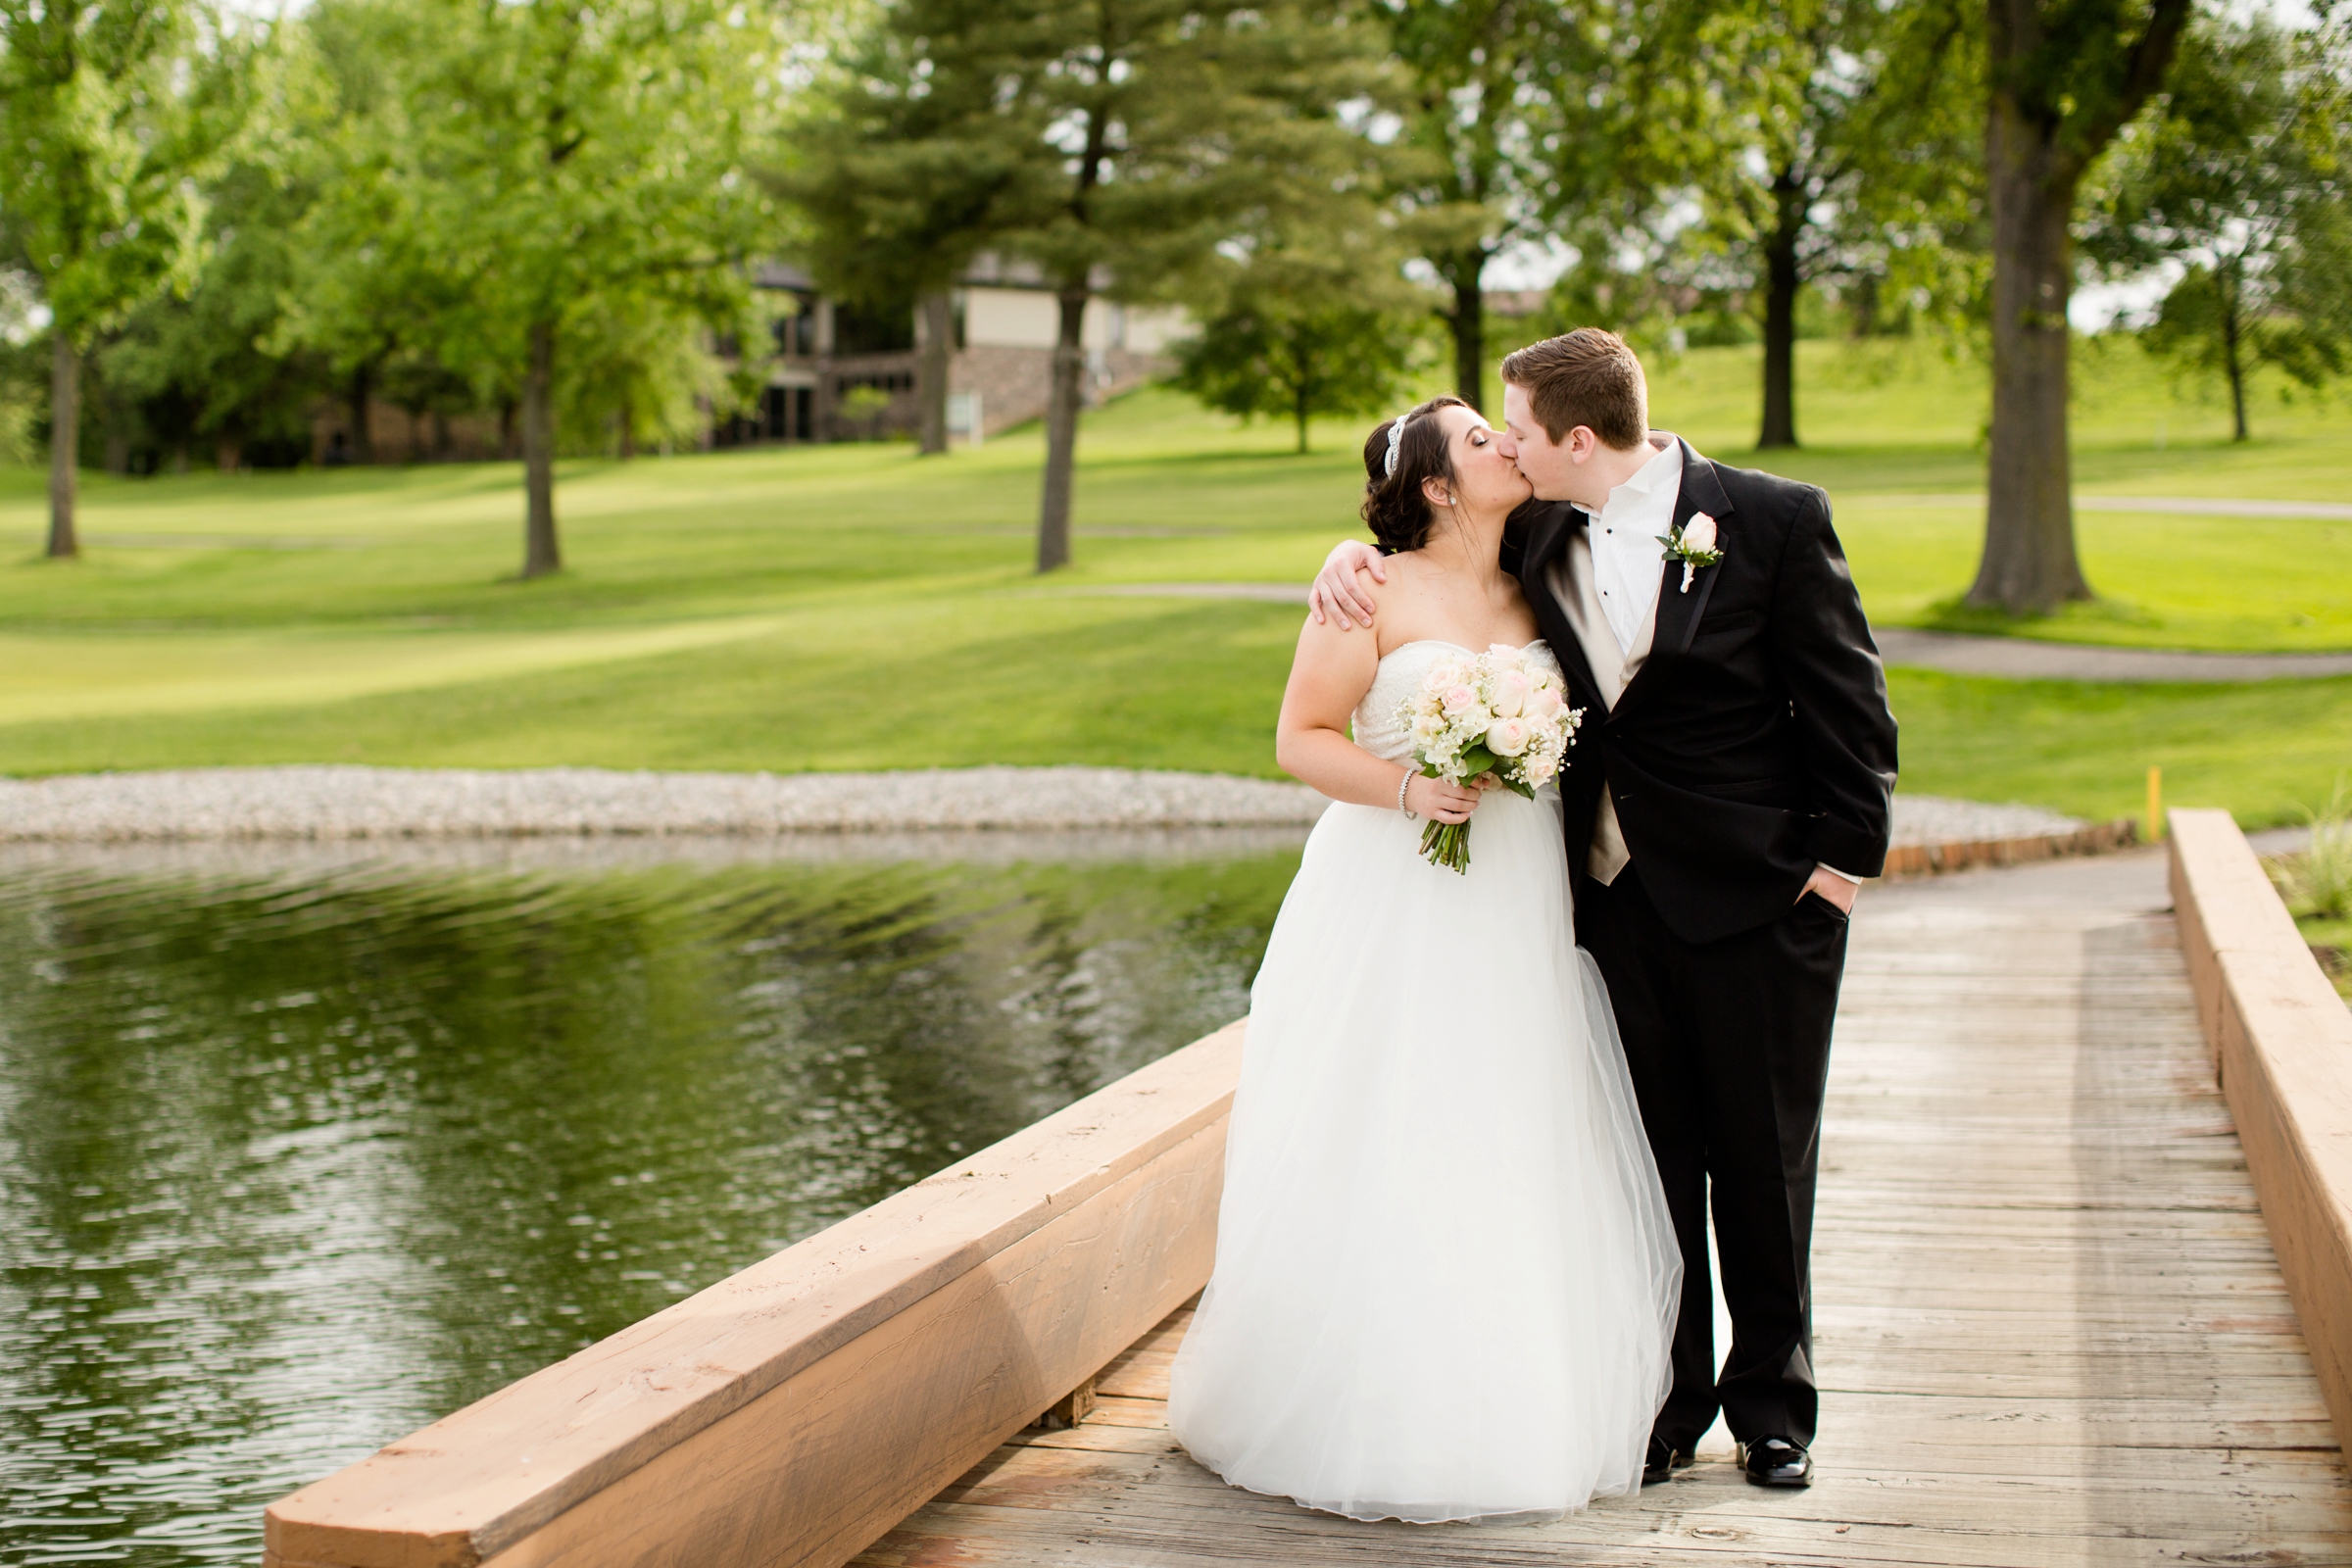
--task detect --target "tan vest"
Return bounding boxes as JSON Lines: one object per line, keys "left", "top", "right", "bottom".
{"left": 1546, "top": 529, "right": 1659, "bottom": 885}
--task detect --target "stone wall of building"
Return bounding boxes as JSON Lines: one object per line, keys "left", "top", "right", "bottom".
{"left": 950, "top": 344, "right": 1168, "bottom": 438}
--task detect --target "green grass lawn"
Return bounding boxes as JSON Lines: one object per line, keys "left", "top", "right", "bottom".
{"left": 1, "top": 338, "right": 2346, "bottom": 826}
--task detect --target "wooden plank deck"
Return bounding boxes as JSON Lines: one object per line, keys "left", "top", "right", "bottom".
{"left": 851, "top": 849, "right": 2352, "bottom": 1567}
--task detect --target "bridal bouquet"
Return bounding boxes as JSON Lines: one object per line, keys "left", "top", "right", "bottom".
{"left": 1395, "top": 646, "right": 1582, "bottom": 873}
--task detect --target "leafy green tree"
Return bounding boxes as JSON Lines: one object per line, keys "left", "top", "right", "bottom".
{"left": 2082, "top": 14, "right": 2351, "bottom": 440}
{"left": 1382, "top": 0, "right": 1620, "bottom": 412}
{"left": 302, "top": 0, "right": 781, "bottom": 577}
{"left": 1172, "top": 236, "right": 1427, "bottom": 453}
{"left": 1661, "top": 0, "right": 1974, "bottom": 447}
{"left": 99, "top": 108, "right": 330, "bottom": 472}
{"left": 557, "top": 294, "right": 744, "bottom": 459}
{"left": 1966, "top": 0, "right": 2190, "bottom": 613}
{"left": 849, "top": 0, "right": 1391, "bottom": 572}
{"left": 0, "top": 0, "right": 245, "bottom": 554}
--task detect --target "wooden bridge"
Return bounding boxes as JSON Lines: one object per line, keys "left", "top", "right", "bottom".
{"left": 265, "top": 813, "right": 2352, "bottom": 1568}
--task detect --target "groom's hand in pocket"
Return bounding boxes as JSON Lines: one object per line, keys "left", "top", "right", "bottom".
{"left": 1310, "top": 540, "right": 1387, "bottom": 629}
{"left": 1799, "top": 864, "right": 1859, "bottom": 914}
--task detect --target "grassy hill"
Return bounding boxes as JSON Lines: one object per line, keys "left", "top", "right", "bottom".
{"left": 1, "top": 338, "right": 2345, "bottom": 825}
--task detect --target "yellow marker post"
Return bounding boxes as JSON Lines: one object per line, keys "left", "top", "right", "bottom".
{"left": 2147, "top": 765, "right": 2165, "bottom": 842}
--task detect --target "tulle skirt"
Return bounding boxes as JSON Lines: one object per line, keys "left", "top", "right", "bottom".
{"left": 1168, "top": 788, "right": 1681, "bottom": 1524}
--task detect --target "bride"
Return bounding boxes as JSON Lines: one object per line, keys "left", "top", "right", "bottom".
{"left": 1166, "top": 396, "right": 1681, "bottom": 1524}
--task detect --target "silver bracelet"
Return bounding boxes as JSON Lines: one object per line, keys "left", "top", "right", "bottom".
{"left": 1397, "top": 770, "right": 1418, "bottom": 820}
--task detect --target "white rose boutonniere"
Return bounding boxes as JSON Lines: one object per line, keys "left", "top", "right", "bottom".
{"left": 1658, "top": 512, "right": 1725, "bottom": 594}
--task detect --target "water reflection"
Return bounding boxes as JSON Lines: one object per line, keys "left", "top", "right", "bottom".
{"left": 0, "top": 833, "right": 1303, "bottom": 1566}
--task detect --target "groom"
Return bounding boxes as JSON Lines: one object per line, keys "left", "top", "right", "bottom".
{"left": 1312, "top": 329, "right": 1897, "bottom": 1489}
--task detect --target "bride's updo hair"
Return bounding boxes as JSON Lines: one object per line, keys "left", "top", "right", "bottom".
{"left": 1360, "top": 395, "right": 1470, "bottom": 554}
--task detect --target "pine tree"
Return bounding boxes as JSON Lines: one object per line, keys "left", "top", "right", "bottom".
{"left": 843, "top": 0, "right": 1390, "bottom": 571}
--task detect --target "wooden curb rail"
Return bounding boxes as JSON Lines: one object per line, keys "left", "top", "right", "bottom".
{"left": 2170, "top": 808, "right": 2352, "bottom": 1446}
{"left": 1880, "top": 816, "right": 2137, "bottom": 879}
{"left": 263, "top": 1022, "right": 1247, "bottom": 1568}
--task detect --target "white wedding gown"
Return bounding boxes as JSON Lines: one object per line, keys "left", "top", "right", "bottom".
{"left": 1168, "top": 640, "right": 1682, "bottom": 1524}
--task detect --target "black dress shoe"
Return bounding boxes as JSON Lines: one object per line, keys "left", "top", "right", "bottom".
{"left": 1642, "top": 1437, "right": 1694, "bottom": 1486}
{"left": 1740, "top": 1435, "right": 1813, "bottom": 1488}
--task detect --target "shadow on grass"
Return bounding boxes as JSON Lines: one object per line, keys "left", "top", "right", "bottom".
{"left": 1919, "top": 593, "right": 2164, "bottom": 640}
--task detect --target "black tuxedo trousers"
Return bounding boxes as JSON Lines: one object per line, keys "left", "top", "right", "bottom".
{"left": 1579, "top": 865, "right": 1848, "bottom": 1451}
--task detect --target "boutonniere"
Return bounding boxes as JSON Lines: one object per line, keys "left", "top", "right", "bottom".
{"left": 1657, "top": 512, "right": 1724, "bottom": 594}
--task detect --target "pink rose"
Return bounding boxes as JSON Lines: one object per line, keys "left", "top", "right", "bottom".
{"left": 1493, "top": 668, "right": 1532, "bottom": 716}
{"left": 1528, "top": 685, "right": 1564, "bottom": 716}
{"left": 1442, "top": 684, "right": 1478, "bottom": 715}
{"left": 1683, "top": 513, "right": 1718, "bottom": 554}
{"left": 1487, "top": 717, "right": 1532, "bottom": 757}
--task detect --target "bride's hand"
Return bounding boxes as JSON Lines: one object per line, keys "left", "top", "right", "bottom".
{"left": 1408, "top": 775, "right": 1483, "bottom": 824}
{"left": 1310, "top": 540, "right": 1387, "bottom": 629}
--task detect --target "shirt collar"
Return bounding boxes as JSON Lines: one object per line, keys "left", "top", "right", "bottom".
{"left": 1575, "top": 433, "right": 1682, "bottom": 519}
{"left": 1614, "top": 434, "right": 1683, "bottom": 500}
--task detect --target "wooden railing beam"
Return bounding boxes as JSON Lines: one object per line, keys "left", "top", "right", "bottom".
{"left": 264, "top": 1021, "right": 1247, "bottom": 1568}
{"left": 2169, "top": 809, "right": 2352, "bottom": 1448}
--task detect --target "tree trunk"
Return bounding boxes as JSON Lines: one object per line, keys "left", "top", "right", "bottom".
{"left": 1446, "top": 264, "right": 1486, "bottom": 411}
{"left": 1967, "top": 97, "right": 2091, "bottom": 613}
{"left": 2221, "top": 269, "right": 2247, "bottom": 442}
{"left": 217, "top": 437, "right": 242, "bottom": 473}
{"left": 47, "top": 333, "right": 79, "bottom": 559}
{"left": 1036, "top": 287, "right": 1088, "bottom": 572}
{"left": 618, "top": 384, "right": 637, "bottom": 461}
{"left": 916, "top": 291, "right": 953, "bottom": 456}
{"left": 1757, "top": 179, "right": 1804, "bottom": 449}
{"left": 520, "top": 319, "right": 562, "bottom": 578}
{"left": 349, "top": 363, "right": 374, "bottom": 466}
{"left": 1296, "top": 377, "right": 1311, "bottom": 455}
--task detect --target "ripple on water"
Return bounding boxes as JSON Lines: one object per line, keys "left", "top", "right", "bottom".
{"left": 0, "top": 840, "right": 1303, "bottom": 1565}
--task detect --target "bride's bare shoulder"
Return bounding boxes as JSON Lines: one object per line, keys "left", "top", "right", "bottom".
{"left": 1367, "top": 553, "right": 1441, "bottom": 653}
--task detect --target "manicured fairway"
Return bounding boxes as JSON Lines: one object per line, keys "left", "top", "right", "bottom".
{"left": 2, "top": 340, "right": 2345, "bottom": 822}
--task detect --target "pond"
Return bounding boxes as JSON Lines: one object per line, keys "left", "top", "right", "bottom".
{"left": 0, "top": 830, "right": 1306, "bottom": 1567}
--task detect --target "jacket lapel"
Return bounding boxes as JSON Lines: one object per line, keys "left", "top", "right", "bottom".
{"left": 1615, "top": 439, "right": 1734, "bottom": 719}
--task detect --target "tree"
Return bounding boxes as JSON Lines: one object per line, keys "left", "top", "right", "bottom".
{"left": 1966, "top": 0, "right": 2189, "bottom": 613}
{"left": 858, "top": 0, "right": 1392, "bottom": 572}
{"left": 1171, "top": 239, "right": 1427, "bottom": 452}
{"left": 304, "top": 0, "right": 779, "bottom": 577}
{"left": 0, "top": 0, "right": 243, "bottom": 555}
{"left": 769, "top": 25, "right": 1028, "bottom": 456}
{"left": 100, "top": 58, "right": 333, "bottom": 475}
{"left": 2082, "top": 14, "right": 2351, "bottom": 440}
{"left": 1663, "top": 0, "right": 1971, "bottom": 447}
{"left": 1383, "top": 0, "right": 1610, "bottom": 412}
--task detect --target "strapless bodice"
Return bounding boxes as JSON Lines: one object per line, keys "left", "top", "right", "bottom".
{"left": 1350, "top": 640, "right": 1566, "bottom": 765}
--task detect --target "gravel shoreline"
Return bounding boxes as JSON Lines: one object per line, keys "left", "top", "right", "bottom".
{"left": 0, "top": 764, "right": 2089, "bottom": 848}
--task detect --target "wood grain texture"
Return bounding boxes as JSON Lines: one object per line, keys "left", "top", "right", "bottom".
{"left": 265, "top": 1022, "right": 1248, "bottom": 1568}
{"left": 2171, "top": 809, "right": 2352, "bottom": 1456}
{"left": 856, "top": 850, "right": 2352, "bottom": 1566}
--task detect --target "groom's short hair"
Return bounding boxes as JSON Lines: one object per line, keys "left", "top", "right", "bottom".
{"left": 1500, "top": 329, "right": 1646, "bottom": 450}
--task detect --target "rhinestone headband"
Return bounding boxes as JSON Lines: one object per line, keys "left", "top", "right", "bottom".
{"left": 1383, "top": 414, "right": 1407, "bottom": 477}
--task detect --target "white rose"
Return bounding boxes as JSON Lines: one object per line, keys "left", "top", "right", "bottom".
{"left": 1492, "top": 668, "right": 1532, "bottom": 717}
{"left": 1486, "top": 643, "right": 1526, "bottom": 670}
{"left": 1683, "top": 513, "right": 1718, "bottom": 555}
{"left": 1487, "top": 717, "right": 1532, "bottom": 757}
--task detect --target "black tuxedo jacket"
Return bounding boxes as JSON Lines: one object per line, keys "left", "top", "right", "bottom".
{"left": 1503, "top": 439, "right": 1898, "bottom": 945}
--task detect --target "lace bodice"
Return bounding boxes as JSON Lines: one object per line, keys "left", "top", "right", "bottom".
{"left": 1349, "top": 640, "right": 1565, "bottom": 765}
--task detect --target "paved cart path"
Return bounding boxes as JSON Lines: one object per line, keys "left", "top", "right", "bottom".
{"left": 853, "top": 847, "right": 2352, "bottom": 1567}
